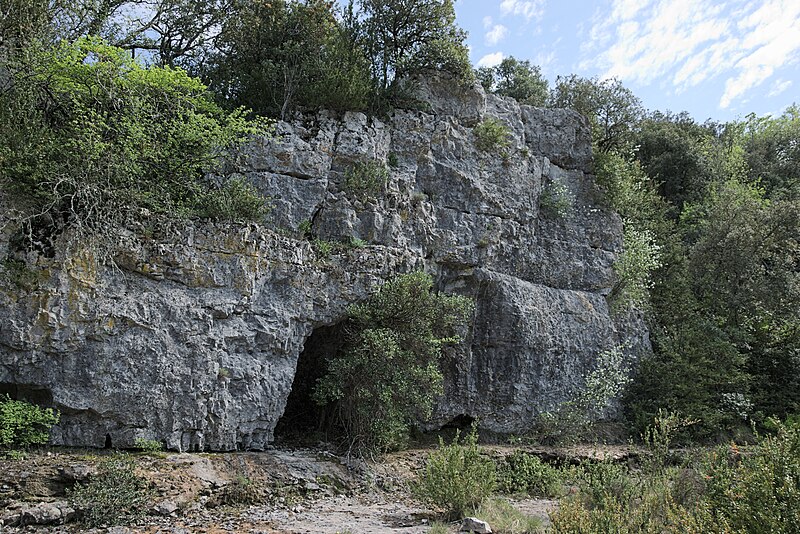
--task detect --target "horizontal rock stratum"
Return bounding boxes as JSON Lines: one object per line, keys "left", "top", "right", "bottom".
{"left": 0, "top": 77, "right": 650, "bottom": 451}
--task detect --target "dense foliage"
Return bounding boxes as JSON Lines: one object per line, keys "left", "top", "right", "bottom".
{"left": 0, "top": 37, "right": 267, "bottom": 253}
{"left": 549, "top": 419, "right": 800, "bottom": 533}
{"left": 0, "top": 395, "right": 59, "bottom": 450}
{"left": 313, "top": 272, "right": 473, "bottom": 452}
{"left": 416, "top": 427, "right": 496, "bottom": 520}
{"left": 207, "top": 0, "right": 372, "bottom": 118}
{"left": 477, "top": 57, "right": 548, "bottom": 106}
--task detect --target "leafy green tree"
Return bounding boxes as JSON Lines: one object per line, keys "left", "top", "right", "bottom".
{"left": 0, "top": 37, "right": 267, "bottom": 253}
{"left": 209, "top": 0, "right": 371, "bottom": 118}
{"left": 477, "top": 56, "right": 548, "bottom": 106}
{"left": 684, "top": 180, "right": 800, "bottom": 421}
{"left": 684, "top": 180, "right": 799, "bottom": 330}
{"left": 550, "top": 74, "right": 643, "bottom": 153}
{"left": 635, "top": 112, "right": 718, "bottom": 214}
{"left": 741, "top": 105, "right": 800, "bottom": 200}
{"left": 352, "top": 0, "right": 472, "bottom": 95}
{"left": 313, "top": 272, "right": 473, "bottom": 452}
{"left": 0, "top": 0, "right": 53, "bottom": 54}
{"left": 116, "top": 0, "right": 235, "bottom": 69}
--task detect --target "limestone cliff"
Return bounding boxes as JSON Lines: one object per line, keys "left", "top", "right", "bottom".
{"left": 0, "top": 78, "right": 649, "bottom": 451}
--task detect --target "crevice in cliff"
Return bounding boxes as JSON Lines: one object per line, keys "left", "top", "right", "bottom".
{"left": 273, "top": 323, "right": 346, "bottom": 445}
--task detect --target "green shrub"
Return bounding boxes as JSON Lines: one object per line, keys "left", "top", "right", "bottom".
{"left": 133, "top": 437, "right": 163, "bottom": 454}
{"left": 497, "top": 451, "right": 563, "bottom": 497}
{"left": 701, "top": 420, "right": 800, "bottom": 533}
{"left": 552, "top": 463, "right": 692, "bottom": 533}
{"left": 570, "top": 459, "right": 635, "bottom": 509}
{"left": 473, "top": 498, "right": 543, "bottom": 534}
{"left": 297, "top": 219, "right": 313, "bottom": 237}
{"left": 344, "top": 160, "right": 389, "bottom": 201}
{"left": 313, "top": 272, "right": 473, "bottom": 452}
{"left": 348, "top": 236, "right": 368, "bottom": 249}
{"left": 0, "top": 37, "right": 268, "bottom": 253}
{"left": 641, "top": 410, "right": 697, "bottom": 473}
{"left": 210, "top": 475, "right": 263, "bottom": 507}
{"left": 312, "top": 238, "right": 335, "bottom": 259}
{"left": 0, "top": 395, "right": 59, "bottom": 449}
{"left": 199, "top": 176, "right": 268, "bottom": 222}
{"left": 550, "top": 422, "right": 800, "bottom": 533}
{"left": 416, "top": 427, "right": 496, "bottom": 520}
{"left": 539, "top": 180, "right": 575, "bottom": 218}
{"left": 473, "top": 117, "right": 511, "bottom": 152}
{"left": 68, "top": 454, "right": 152, "bottom": 527}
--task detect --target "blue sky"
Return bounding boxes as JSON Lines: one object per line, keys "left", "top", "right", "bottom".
{"left": 455, "top": 0, "right": 800, "bottom": 122}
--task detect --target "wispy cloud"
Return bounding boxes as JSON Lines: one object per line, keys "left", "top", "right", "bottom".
{"left": 720, "top": 1, "right": 800, "bottom": 108}
{"left": 500, "top": 0, "right": 546, "bottom": 22}
{"left": 485, "top": 24, "right": 509, "bottom": 46}
{"left": 477, "top": 52, "right": 505, "bottom": 68}
{"left": 581, "top": 0, "right": 800, "bottom": 109}
{"left": 768, "top": 78, "right": 793, "bottom": 97}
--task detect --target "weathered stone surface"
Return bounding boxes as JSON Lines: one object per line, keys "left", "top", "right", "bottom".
{"left": 1, "top": 500, "right": 75, "bottom": 527}
{"left": 461, "top": 516, "right": 493, "bottom": 533}
{"left": 0, "top": 76, "right": 649, "bottom": 450}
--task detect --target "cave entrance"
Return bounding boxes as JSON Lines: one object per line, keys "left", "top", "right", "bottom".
{"left": 274, "top": 323, "right": 346, "bottom": 445}
{"left": 0, "top": 383, "right": 54, "bottom": 406}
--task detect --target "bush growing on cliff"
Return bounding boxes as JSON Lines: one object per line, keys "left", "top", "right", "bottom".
{"left": 473, "top": 117, "right": 512, "bottom": 153}
{"left": 0, "top": 37, "right": 268, "bottom": 253}
{"left": 0, "top": 395, "right": 59, "bottom": 451}
{"left": 313, "top": 272, "right": 473, "bottom": 452}
{"left": 536, "top": 346, "right": 631, "bottom": 444}
{"left": 343, "top": 159, "right": 389, "bottom": 202}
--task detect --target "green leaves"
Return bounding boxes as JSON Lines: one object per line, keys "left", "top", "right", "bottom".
{"left": 209, "top": 0, "right": 371, "bottom": 118}
{"left": 0, "top": 36, "right": 269, "bottom": 251}
{"left": 477, "top": 57, "right": 549, "bottom": 107}
{"left": 473, "top": 118, "right": 512, "bottom": 153}
{"left": 415, "top": 427, "right": 496, "bottom": 520}
{"left": 313, "top": 272, "right": 473, "bottom": 452}
{"left": 0, "top": 395, "right": 60, "bottom": 450}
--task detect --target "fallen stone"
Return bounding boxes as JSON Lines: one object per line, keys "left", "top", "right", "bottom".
{"left": 461, "top": 516, "right": 492, "bottom": 533}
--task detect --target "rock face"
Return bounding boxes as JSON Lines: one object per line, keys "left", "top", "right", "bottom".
{"left": 0, "top": 78, "right": 649, "bottom": 450}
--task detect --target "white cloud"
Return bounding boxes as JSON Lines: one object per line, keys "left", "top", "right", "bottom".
{"left": 768, "top": 79, "right": 792, "bottom": 97}
{"left": 720, "top": 1, "right": 800, "bottom": 108}
{"left": 485, "top": 24, "right": 509, "bottom": 46}
{"left": 477, "top": 52, "right": 505, "bottom": 68}
{"left": 581, "top": 0, "right": 800, "bottom": 109}
{"left": 482, "top": 16, "right": 493, "bottom": 28}
{"left": 500, "top": 0, "right": 545, "bottom": 22}
{"left": 534, "top": 50, "right": 558, "bottom": 73}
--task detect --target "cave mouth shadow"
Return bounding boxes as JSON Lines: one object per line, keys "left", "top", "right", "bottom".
{"left": 273, "top": 323, "right": 346, "bottom": 446}
{"left": 0, "top": 382, "right": 54, "bottom": 406}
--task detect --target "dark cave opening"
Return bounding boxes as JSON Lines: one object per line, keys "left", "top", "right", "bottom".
{"left": 442, "top": 414, "right": 476, "bottom": 430}
{"left": 0, "top": 382, "right": 54, "bottom": 406}
{"left": 273, "top": 323, "right": 346, "bottom": 445}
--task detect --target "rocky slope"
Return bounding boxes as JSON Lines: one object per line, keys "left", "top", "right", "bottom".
{"left": 0, "top": 76, "right": 649, "bottom": 451}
